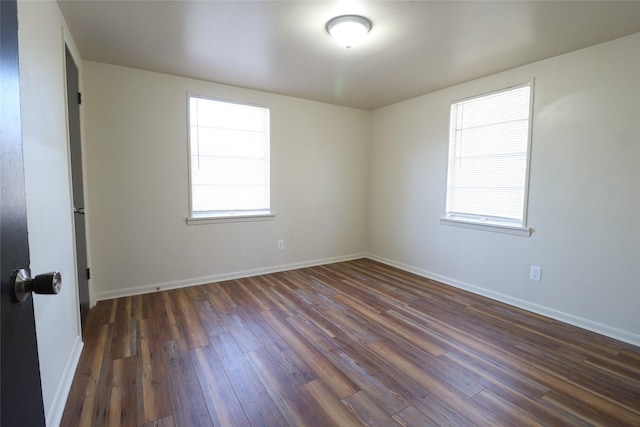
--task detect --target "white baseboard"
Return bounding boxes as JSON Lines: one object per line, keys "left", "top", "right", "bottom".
{"left": 93, "top": 253, "right": 368, "bottom": 302}
{"left": 46, "top": 335, "right": 83, "bottom": 427}
{"left": 366, "top": 253, "right": 640, "bottom": 348}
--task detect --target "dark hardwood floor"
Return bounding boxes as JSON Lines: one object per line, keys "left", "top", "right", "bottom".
{"left": 61, "top": 259, "right": 640, "bottom": 426}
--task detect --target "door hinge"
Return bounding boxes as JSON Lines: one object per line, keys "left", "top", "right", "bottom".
{"left": 86, "top": 267, "right": 91, "bottom": 280}
{"left": 78, "top": 92, "right": 82, "bottom": 105}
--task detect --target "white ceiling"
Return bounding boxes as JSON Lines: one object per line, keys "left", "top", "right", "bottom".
{"left": 57, "top": 1, "right": 640, "bottom": 110}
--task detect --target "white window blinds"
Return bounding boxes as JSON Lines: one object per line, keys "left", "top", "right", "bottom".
{"left": 189, "top": 96, "right": 270, "bottom": 218}
{"left": 446, "top": 84, "right": 532, "bottom": 226}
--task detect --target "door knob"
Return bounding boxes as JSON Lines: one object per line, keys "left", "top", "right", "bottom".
{"left": 12, "top": 269, "right": 62, "bottom": 303}
{"left": 74, "top": 207, "right": 85, "bottom": 215}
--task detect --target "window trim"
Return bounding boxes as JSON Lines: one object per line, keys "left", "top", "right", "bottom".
{"left": 440, "top": 217, "right": 532, "bottom": 237}
{"left": 186, "top": 92, "right": 273, "bottom": 224}
{"left": 186, "top": 212, "right": 275, "bottom": 226}
{"left": 442, "top": 80, "right": 535, "bottom": 236}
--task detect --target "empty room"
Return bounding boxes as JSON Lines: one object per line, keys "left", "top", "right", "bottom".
{"left": 2, "top": 0, "right": 639, "bottom": 426}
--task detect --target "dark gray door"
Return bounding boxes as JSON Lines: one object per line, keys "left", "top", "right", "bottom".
{"left": 66, "top": 47, "right": 90, "bottom": 326}
{"left": 1, "top": 0, "right": 47, "bottom": 425}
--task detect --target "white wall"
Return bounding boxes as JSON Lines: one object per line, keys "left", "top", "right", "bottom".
{"left": 18, "top": 0, "right": 84, "bottom": 425}
{"left": 82, "top": 62, "right": 370, "bottom": 300}
{"left": 369, "top": 33, "right": 640, "bottom": 345}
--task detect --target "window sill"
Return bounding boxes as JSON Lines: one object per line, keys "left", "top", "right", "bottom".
{"left": 440, "top": 217, "right": 532, "bottom": 237}
{"left": 187, "top": 212, "right": 275, "bottom": 225}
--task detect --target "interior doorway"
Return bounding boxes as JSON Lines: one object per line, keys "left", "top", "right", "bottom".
{"left": 65, "top": 46, "right": 90, "bottom": 326}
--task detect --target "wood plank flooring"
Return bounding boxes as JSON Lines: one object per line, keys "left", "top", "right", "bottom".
{"left": 61, "top": 259, "right": 640, "bottom": 426}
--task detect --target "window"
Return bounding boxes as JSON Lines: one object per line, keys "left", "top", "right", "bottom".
{"left": 188, "top": 95, "right": 271, "bottom": 221}
{"left": 443, "top": 83, "right": 533, "bottom": 235}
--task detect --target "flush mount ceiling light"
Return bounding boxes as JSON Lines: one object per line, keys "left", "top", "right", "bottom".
{"left": 326, "top": 15, "right": 372, "bottom": 48}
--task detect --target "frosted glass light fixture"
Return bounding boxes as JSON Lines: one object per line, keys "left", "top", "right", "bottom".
{"left": 326, "top": 15, "right": 372, "bottom": 48}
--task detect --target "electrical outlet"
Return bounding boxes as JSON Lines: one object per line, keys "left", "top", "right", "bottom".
{"left": 530, "top": 265, "right": 542, "bottom": 282}
{"left": 277, "top": 239, "right": 284, "bottom": 250}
